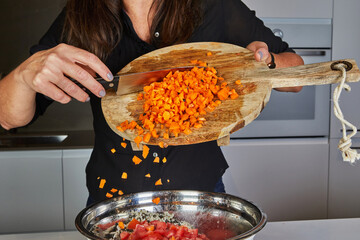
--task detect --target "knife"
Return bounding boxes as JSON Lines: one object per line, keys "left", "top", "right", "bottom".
{"left": 72, "top": 66, "right": 199, "bottom": 96}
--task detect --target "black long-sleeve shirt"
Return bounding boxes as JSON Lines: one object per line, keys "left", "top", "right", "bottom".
{"left": 30, "top": 0, "right": 293, "bottom": 202}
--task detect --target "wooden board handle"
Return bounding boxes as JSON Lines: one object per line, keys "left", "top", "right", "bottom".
{"left": 248, "top": 59, "right": 360, "bottom": 88}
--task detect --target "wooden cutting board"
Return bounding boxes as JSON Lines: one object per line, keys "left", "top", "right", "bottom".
{"left": 101, "top": 42, "right": 360, "bottom": 146}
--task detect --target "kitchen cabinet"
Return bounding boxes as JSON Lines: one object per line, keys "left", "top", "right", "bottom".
{"left": 328, "top": 138, "right": 360, "bottom": 218}
{"left": 0, "top": 150, "right": 64, "bottom": 234}
{"left": 242, "top": 0, "right": 333, "bottom": 18}
{"left": 330, "top": 0, "right": 360, "bottom": 139}
{"left": 63, "top": 149, "right": 92, "bottom": 230}
{"left": 222, "top": 138, "right": 329, "bottom": 221}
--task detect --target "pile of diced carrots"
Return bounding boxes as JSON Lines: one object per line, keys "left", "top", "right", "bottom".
{"left": 117, "top": 62, "right": 240, "bottom": 147}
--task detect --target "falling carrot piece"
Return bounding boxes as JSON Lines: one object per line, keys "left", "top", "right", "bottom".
{"left": 155, "top": 179, "right": 162, "bottom": 186}
{"left": 111, "top": 148, "right": 116, "bottom": 154}
{"left": 106, "top": 193, "right": 113, "bottom": 198}
{"left": 145, "top": 173, "right": 151, "bottom": 178}
{"left": 118, "top": 221, "right": 125, "bottom": 229}
{"left": 158, "top": 141, "right": 164, "bottom": 148}
{"left": 110, "top": 188, "right": 118, "bottom": 193}
{"left": 121, "top": 172, "right": 128, "bottom": 179}
{"left": 152, "top": 197, "right": 161, "bottom": 205}
{"left": 153, "top": 157, "right": 160, "bottom": 163}
{"left": 118, "top": 190, "right": 124, "bottom": 195}
{"left": 134, "top": 136, "right": 142, "bottom": 148}
{"left": 142, "top": 145, "right": 149, "bottom": 159}
{"left": 121, "top": 142, "right": 127, "bottom": 148}
{"left": 99, "top": 179, "right": 106, "bottom": 189}
{"left": 162, "top": 157, "right": 167, "bottom": 163}
{"left": 167, "top": 179, "right": 170, "bottom": 183}
{"left": 132, "top": 156, "right": 142, "bottom": 165}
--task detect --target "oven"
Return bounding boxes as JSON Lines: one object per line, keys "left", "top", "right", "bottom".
{"left": 230, "top": 18, "right": 332, "bottom": 138}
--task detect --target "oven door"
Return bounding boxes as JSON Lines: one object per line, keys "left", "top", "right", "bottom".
{"left": 230, "top": 49, "right": 331, "bottom": 138}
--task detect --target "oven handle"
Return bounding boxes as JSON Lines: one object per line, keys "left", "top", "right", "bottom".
{"left": 294, "top": 49, "right": 328, "bottom": 57}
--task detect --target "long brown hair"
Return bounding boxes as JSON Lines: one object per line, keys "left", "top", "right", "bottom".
{"left": 62, "top": 0, "right": 202, "bottom": 61}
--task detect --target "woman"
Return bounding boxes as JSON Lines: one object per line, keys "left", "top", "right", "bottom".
{"left": 0, "top": 0, "right": 303, "bottom": 204}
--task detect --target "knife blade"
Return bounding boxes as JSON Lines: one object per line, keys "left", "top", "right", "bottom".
{"left": 72, "top": 66, "right": 199, "bottom": 96}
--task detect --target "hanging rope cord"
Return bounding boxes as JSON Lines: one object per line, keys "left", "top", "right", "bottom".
{"left": 332, "top": 63, "right": 360, "bottom": 164}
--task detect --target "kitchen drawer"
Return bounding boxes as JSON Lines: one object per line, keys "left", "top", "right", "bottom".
{"left": 0, "top": 150, "right": 64, "bottom": 233}
{"left": 222, "top": 138, "right": 329, "bottom": 221}
{"left": 242, "top": 0, "right": 333, "bottom": 18}
{"left": 328, "top": 138, "right": 360, "bottom": 218}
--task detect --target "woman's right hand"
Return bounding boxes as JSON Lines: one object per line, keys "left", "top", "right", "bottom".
{"left": 16, "top": 43, "right": 113, "bottom": 103}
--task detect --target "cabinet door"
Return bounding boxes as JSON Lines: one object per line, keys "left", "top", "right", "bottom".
{"left": 63, "top": 149, "right": 92, "bottom": 230}
{"left": 328, "top": 138, "right": 360, "bottom": 218}
{"left": 242, "top": 0, "right": 333, "bottom": 18}
{"left": 330, "top": 0, "right": 360, "bottom": 138}
{"left": 0, "top": 150, "right": 63, "bottom": 233}
{"left": 222, "top": 138, "right": 329, "bottom": 221}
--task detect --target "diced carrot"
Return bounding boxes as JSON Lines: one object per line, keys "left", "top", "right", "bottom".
{"left": 152, "top": 197, "right": 160, "bottom": 205}
{"left": 142, "top": 145, "right": 149, "bottom": 159}
{"left": 121, "top": 172, "right": 127, "bottom": 179}
{"left": 118, "top": 221, "right": 125, "bottom": 229}
{"left": 153, "top": 157, "right": 160, "bottom": 163}
{"left": 230, "top": 89, "right": 239, "bottom": 99}
{"left": 134, "top": 136, "right": 142, "bottom": 148}
{"left": 99, "top": 179, "right": 106, "bottom": 189}
{"left": 155, "top": 179, "right": 163, "bottom": 186}
{"left": 118, "top": 190, "right": 124, "bottom": 195}
{"left": 106, "top": 193, "right": 113, "bottom": 198}
{"left": 132, "top": 156, "right": 142, "bottom": 165}
{"left": 235, "top": 79, "right": 242, "bottom": 85}
{"left": 158, "top": 141, "right": 164, "bottom": 148}
{"left": 111, "top": 148, "right": 116, "bottom": 154}
{"left": 145, "top": 173, "right": 151, "bottom": 178}
{"left": 121, "top": 142, "right": 127, "bottom": 148}
{"left": 162, "top": 157, "right": 167, "bottom": 163}
{"left": 207, "top": 51, "right": 213, "bottom": 56}
{"left": 116, "top": 126, "right": 124, "bottom": 132}
{"left": 110, "top": 188, "right": 118, "bottom": 193}
{"left": 143, "top": 133, "right": 151, "bottom": 143}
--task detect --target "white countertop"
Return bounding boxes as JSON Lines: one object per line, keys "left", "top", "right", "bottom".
{"left": 0, "top": 218, "right": 359, "bottom": 240}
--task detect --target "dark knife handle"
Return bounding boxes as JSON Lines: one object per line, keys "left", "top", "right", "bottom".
{"left": 70, "top": 76, "right": 119, "bottom": 94}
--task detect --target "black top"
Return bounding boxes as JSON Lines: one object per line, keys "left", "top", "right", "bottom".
{"left": 30, "top": 0, "right": 293, "bottom": 202}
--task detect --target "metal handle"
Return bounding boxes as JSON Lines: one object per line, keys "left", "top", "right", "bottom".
{"left": 294, "top": 50, "right": 327, "bottom": 57}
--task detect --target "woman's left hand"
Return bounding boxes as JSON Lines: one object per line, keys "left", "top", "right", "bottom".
{"left": 246, "top": 41, "right": 304, "bottom": 92}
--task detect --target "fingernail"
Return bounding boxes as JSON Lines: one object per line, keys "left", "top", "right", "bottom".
{"left": 258, "top": 51, "right": 263, "bottom": 60}
{"left": 99, "top": 90, "right": 106, "bottom": 97}
{"left": 85, "top": 97, "right": 90, "bottom": 102}
{"left": 107, "top": 72, "right": 114, "bottom": 81}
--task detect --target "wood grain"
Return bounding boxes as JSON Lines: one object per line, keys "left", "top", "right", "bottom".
{"left": 101, "top": 42, "right": 360, "bottom": 146}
